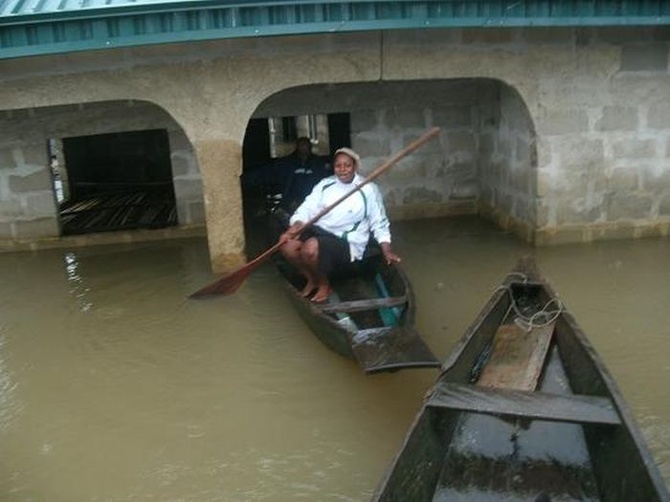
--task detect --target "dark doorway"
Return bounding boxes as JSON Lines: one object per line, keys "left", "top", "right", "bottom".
{"left": 242, "top": 119, "right": 272, "bottom": 173}
{"left": 240, "top": 112, "right": 350, "bottom": 217}
{"left": 327, "top": 113, "right": 351, "bottom": 153}
{"left": 59, "top": 129, "right": 178, "bottom": 235}
{"left": 241, "top": 112, "right": 351, "bottom": 191}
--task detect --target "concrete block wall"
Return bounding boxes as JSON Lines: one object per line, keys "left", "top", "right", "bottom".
{"left": 168, "top": 129, "right": 205, "bottom": 226}
{"left": 350, "top": 102, "right": 480, "bottom": 220}
{"left": 523, "top": 28, "right": 670, "bottom": 244}
{"left": 379, "top": 26, "right": 670, "bottom": 244}
{"left": 479, "top": 84, "right": 538, "bottom": 240}
{"left": 0, "top": 112, "right": 59, "bottom": 239}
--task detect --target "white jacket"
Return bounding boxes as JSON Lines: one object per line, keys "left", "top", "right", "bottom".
{"left": 290, "top": 173, "right": 391, "bottom": 261}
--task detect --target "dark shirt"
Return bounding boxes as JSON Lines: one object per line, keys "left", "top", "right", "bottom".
{"left": 279, "top": 154, "right": 331, "bottom": 211}
{"left": 241, "top": 152, "right": 331, "bottom": 210}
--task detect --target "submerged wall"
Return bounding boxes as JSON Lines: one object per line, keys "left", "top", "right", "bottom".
{"left": 1, "top": 27, "right": 669, "bottom": 270}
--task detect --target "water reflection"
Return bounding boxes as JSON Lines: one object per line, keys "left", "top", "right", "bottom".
{"left": 0, "top": 333, "right": 22, "bottom": 433}
{"left": 64, "top": 251, "right": 93, "bottom": 313}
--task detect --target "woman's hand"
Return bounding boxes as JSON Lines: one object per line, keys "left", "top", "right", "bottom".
{"left": 279, "top": 222, "right": 304, "bottom": 245}
{"left": 380, "top": 242, "right": 401, "bottom": 265}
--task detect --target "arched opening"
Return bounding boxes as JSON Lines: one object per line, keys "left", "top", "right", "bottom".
{"left": 0, "top": 100, "right": 205, "bottom": 241}
{"left": 240, "top": 79, "right": 538, "bottom": 248}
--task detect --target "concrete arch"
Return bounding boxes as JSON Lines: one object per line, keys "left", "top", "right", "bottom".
{"left": 0, "top": 99, "right": 205, "bottom": 246}
{"left": 242, "top": 78, "right": 539, "bottom": 246}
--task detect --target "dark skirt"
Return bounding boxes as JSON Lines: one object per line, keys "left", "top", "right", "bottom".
{"left": 299, "top": 225, "right": 351, "bottom": 275}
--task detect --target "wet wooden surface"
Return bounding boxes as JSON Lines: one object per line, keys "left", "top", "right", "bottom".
{"left": 477, "top": 321, "right": 555, "bottom": 391}
{"left": 60, "top": 188, "right": 177, "bottom": 235}
{"left": 427, "top": 381, "right": 621, "bottom": 425}
{"left": 351, "top": 326, "right": 441, "bottom": 374}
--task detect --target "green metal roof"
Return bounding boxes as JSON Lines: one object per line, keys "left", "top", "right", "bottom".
{"left": 1, "top": 0, "right": 669, "bottom": 60}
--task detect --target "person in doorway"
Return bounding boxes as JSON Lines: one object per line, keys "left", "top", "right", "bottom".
{"left": 241, "top": 136, "right": 330, "bottom": 216}
{"left": 278, "top": 137, "right": 330, "bottom": 212}
{"left": 278, "top": 147, "right": 401, "bottom": 303}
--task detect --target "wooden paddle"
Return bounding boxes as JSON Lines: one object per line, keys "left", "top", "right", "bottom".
{"left": 189, "top": 126, "right": 441, "bottom": 299}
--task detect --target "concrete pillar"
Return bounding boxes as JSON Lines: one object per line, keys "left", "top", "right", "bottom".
{"left": 0, "top": 141, "right": 60, "bottom": 239}
{"left": 169, "top": 128, "right": 205, "bottom": 226}
{"left": 193, "top": 138, "right": 246, "bottom": 274}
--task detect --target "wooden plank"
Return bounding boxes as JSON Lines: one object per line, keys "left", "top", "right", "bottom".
{"left": 318, "top": 295, "right": 407, "bottom": 314}
{"left": 477, "top": 321, "right": 555, "bottom": 391}
{"left": 426, "top": 382, "right": 621, "bottom": 425}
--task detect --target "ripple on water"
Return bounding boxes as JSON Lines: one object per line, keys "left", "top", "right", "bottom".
{"left": 0, "top": 333, "right": 24, "bottom": 434}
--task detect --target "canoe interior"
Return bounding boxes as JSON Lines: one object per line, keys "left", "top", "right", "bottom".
{"left": 374, "top": 262, "right": 669, "bottom": 501}
{"left": 277, "top": 252, "right": 408, "bottom": 326}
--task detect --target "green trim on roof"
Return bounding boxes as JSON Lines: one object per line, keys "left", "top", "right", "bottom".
{"left": 1, "top": 1, "right": 669, "bottom": 60}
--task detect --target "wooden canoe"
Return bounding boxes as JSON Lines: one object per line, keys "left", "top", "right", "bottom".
{"left": 267, "top": 210, "right": 440, "bottom": 374}
{"left": 273, "top": 252, "right": 440, "bottom": 374}
{"left": 373, "top": 256, "right": 669, "bottom": 501}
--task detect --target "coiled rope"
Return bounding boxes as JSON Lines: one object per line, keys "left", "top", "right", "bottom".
{"left": 495, "top": 272, "right": 564, "bottom": 332}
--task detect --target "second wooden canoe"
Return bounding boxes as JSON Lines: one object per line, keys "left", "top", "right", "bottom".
{"left": 373, "top": 256, "right": 669, "bottom": 501}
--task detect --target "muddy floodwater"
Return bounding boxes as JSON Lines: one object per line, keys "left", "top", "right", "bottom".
{"left": 0, "top": 216, "right": 668, "bottom": 500}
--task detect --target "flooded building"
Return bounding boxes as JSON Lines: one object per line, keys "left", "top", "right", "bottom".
{"left": 1, "top": 1, "right": 669, "bottom": 272}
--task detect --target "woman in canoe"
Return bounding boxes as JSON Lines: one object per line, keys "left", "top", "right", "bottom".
{"left": 279, "top": 147, "right": 401, "bottom": 303}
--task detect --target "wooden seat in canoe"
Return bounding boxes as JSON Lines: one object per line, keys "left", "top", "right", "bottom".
{"left": 426, "top": 381, "right": 621, "bottom": 425}
{"left": 476, "top": 321, "right": 555, "bottom": 392}
{"left": 317, "top": 295, "right": 407, "bottom": 314}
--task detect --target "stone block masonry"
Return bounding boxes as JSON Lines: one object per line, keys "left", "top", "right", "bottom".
{"left": 0, "top": 101, "right": 204, "bottom": 243}
{"left": 1, "top": 26, "right": 669, "bottom": 267}
{"left": 0, "top": 141, "right": 58, "bottom": 239}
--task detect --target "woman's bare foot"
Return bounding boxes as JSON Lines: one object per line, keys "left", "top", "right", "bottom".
{"left": 311, "top": 286, "right": 332, "bottom": 303}
{"left": 301, "top": 281, "right": 317, "bottom": 298}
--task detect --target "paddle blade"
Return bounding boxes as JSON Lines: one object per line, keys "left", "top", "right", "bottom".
{"left": 189, "top": 265, "right": 253, "bottom": 299}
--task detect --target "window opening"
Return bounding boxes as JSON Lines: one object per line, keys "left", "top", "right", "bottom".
{"left": 57, "top": 129, "right": 177, "bottom": 236}
{"left": 47, "top": 138, "right": 67, "bottom": 205}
